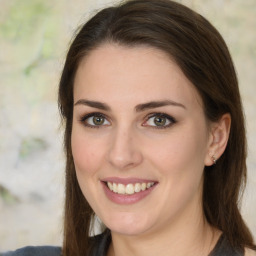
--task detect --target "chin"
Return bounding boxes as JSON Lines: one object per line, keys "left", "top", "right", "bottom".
{"left": 102, "top": 211, "right": 154, "bottom": 236}
{"left": 109, "top": 224, "right": 150, "bottom": 237}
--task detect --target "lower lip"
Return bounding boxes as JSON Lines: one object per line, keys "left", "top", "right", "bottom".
{"left": 102, "top": 182, "right": 157, "bottom": 205}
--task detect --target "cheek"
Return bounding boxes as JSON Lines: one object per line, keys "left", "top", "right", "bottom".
{"left": 71, "top": 129, "right": 105, "bottom": 207}
{"left": 71, "top": 129, "right": 104, "bottom": 176}
{"left": 145, "top": 125, "right": 208, "bottom": 179}
{"left": 146, "top": 129, "right": 207, "bottom": 214}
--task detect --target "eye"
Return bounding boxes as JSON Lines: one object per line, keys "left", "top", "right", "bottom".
{"left": 80, "top": 113, "right": 110, "bottom": 128}
{"left": 143, "top": 113, "right": 176, "bottom": 128}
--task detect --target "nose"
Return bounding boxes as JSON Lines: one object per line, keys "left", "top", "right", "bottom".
{"left": 107, "top": 126, "right": 143, "bottom": 170}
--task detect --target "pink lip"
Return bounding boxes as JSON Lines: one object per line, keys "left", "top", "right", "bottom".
{"left": 101, "top": 177, "right": 158, "bottom": 205}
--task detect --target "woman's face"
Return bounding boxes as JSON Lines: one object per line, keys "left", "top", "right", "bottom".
{"left": 72, "top": 44, "right": 213, "bottom": 236}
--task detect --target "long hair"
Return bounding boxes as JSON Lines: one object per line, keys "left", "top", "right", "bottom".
{"left": 58, "top": 0, "right": 255, "bottom": 255}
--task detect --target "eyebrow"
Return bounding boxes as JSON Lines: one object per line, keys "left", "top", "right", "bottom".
{"left": 74, "top": 99, "right": 111, "bottom": 111}
{"left": 135, "top": 100, "right": 186, "bottom": 112}
{"left": 74, "top": 99, "right": 186, "bottom": 111}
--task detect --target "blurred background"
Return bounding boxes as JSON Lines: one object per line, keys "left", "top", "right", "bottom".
{"left": 0, "top": 0, "right": 255, "bottom": 251}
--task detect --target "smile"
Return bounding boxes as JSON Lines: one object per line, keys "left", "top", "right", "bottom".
{"left": 106, "top": 182, "right": 155, "bottom": 195}
{"left": 102, "top": 178, "right": 158, "bottom": 204}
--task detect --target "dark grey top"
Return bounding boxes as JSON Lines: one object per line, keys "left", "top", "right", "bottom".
{"left": 209, "top": 234, "right": 244, "bottom": 256}
{"left": 0, "top": 246, "right": 61, "bottom": 256}
{"left": 0, "top": 231, "right": 245, "bottom": 256}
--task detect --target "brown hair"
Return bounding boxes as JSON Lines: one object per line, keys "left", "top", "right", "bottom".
{"left": 58, "top": 0, "right": 255, "bottom": 255}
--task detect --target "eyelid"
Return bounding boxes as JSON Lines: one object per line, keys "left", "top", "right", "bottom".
{"left": 142, "top": 112, "right": 176, "bottom": 128}
{"left": 79, "top": 112, "right": 111, "bottom": 128}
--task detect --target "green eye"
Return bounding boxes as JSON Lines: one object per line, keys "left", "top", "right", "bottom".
{"left": 93, "top": 116, "right": 105, "bottom": 125}
{"left": 143, "top": 113, "right": 176, "bottom": 129}
{"left": 81, "top": 113, "right": 110, "bottom": 127}
{"left": 154, "top": 116, "right": 167, "bottom": 126}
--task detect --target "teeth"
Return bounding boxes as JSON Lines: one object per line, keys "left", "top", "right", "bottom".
{"left": 147, "top": 182, "right": 152, "bottom": 188}
{"left": 134, "top": 183, "right": 141, "bottom": 193}
{"left": 113, "top": 183, "right": 117, "bottom": 193}
{"left": 106, "top": 182, "right": 155, "bottom": 195}
{"left": 117, "top": 184, "right": 125, "bottom": 194}
{"left": 125, "top": 184, "right": 134, "bottom": 194}
{"left": 107, "top": 182, "right": 113, "bottom": 191}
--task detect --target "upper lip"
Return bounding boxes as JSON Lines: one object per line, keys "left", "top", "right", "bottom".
{"left": 101, "top": 177, "right": 157, "bottom": 185}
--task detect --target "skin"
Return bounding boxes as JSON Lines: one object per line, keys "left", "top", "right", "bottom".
{"left": 71, "top": 44, "right": 231, "bottom": 256}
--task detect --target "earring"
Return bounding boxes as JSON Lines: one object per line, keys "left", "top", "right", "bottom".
{"left": 211, "top": 155, "right": 217, "bottom": 165}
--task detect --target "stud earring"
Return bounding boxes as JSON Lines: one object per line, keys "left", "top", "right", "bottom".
{"left": 211, "top": 155, "right": 217, "bottom": 165}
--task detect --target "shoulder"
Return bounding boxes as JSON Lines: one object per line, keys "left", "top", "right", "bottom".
{"left": 0, "top": 246, "right": 61, "bottom": 256}
{"left": 245, "top": 248, "right": 256, "bottom": 256}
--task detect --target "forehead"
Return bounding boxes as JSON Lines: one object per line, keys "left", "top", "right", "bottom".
{"left": 73, "top": 43, "right": 203, "bottom": 110}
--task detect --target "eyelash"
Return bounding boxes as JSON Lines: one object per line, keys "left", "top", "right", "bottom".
{"left": 79, "top": 112, "right": 176, "bottom": 129}
{"left": 143, "top": 112, "right": 176, "bottom": 129}
{"left": 79, "top": 112, "right": 109, "bottom": 129}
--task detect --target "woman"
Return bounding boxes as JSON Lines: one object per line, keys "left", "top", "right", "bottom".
{"left": 3, "top": 0, "right": 256, "bottom": 255}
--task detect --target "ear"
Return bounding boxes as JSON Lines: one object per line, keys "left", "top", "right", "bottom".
{"left": 204, "top": 113, "right": 231, "bottom": 166}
